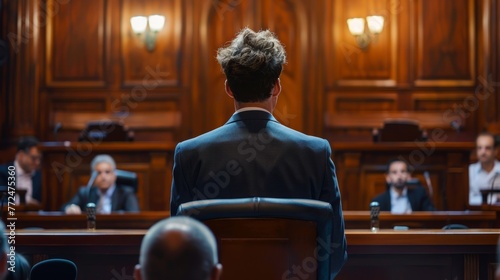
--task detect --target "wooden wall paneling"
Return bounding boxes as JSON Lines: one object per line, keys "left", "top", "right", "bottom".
{"left": 412, "top": 0, "right": 476, "bottom": 87}
{"left": 0, "top": 0, "right": 8, "bottom": 148}
{"left": 496, "top": 0, "right": 500, "bottom": 124}
{"left": 45, "top": 0, "right": 107, "bottom": 87}
{"left": 411, "top": 92, "right": 478, "bottom": 141}
{"left": 120, "top": 0, "right": 183, "bottom": 88}
{"left": 199, "top": 0, "right": 311, "bottom": 133}
{"left": 200, "top": 0, "right": 256, "bottom": 131}
{"left": 486, "top": 0, "right": 500, "bottom": 126}
{"left": 359, "top": 165, "right": 387, "bottom": 211}
{"left": 260, "top": 0, "right": 308, "bottom": 132}
{"left": 334, "top": 152, "right": 362, "bottom": 210}
{"left": 304, "top": 1, "right": 323, "bottom": 136}
{"left": 330, "top": 0, "right": 398, "bottom": 87}
{"left": 446, "top": 152, "right": 469, "bottom": 210}
{"left": 7, "top": 0, "right": 41, "bottom": 138}
{"left": 325, "top": 110, "right": 455, "bottom": 142}
{"left": 327, "top": 92, "right": 398, "bottom": 113}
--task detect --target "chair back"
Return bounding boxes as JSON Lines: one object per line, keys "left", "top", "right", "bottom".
{"left": 177, "top": 197, "right": 333, "bottom": 280}
{"left": 115, "top": 169, "right": 138, "bottom": 193}
{"left": 376, "top": 119, "right": 424, "bottom": 142}
{"left": 30, "top": 258, "right": 77, "bottom": 280}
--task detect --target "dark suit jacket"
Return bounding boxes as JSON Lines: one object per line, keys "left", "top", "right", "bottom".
{"left": 61, "top": 184, "right": 139, "bottom": 212}
{"left": 0, "top": 162, "right": 42, "bottom": 202}
{"left": 170, "top": 110, "right": 347, "bottom": 278}
{"left": 371, "top": 185, "right": 435, "bottom": 212}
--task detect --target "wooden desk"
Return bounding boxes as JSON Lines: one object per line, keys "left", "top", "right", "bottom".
{"left": 13, "top": 229, "right": 500, "bottom": 280}
{"left": 39, "top": 142, "right": 175, "bottom": 211}
{"left": 5, "top": 210, "right": 497, "bottom": 230}
{"left": 330, "top": 142, "right": 474, "bottom": 211}
{"left": 344, "top": 210, "right": 497, "bottom": 229}
{"left": 6, "top": 211, "right": 169, "bottom": 229}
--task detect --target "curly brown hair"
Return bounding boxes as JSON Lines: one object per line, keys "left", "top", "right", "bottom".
{"left": 216, "top": 28, "right": 287, "bottom": 102}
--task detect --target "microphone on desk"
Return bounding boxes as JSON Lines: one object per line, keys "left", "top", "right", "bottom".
{"left": 424, "top": 171, "right": 433, "bottom": 198}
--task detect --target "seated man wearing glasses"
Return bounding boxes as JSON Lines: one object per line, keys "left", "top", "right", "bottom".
{"left": 0, "top": 136, "right": 42, "bottom": 205}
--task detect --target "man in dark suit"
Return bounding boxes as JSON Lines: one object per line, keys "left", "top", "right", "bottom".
{"left": 371, "top": 159, "right": 435, "bottom": 213}
{"left": 0, "top": 136, "right": 42, "bottom": 205}
{"left": 62, "top": 154, "right": 139, "bottom": 214}
{"left": 170, "top": 28, "right": 347, "bottom": 278}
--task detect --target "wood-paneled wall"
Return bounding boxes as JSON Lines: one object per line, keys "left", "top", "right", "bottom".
{"left": 0, "top": 0, "right": 499, "bottom": 210}
{"left": 1, "top": 0, "right": 496, "bottom": 146}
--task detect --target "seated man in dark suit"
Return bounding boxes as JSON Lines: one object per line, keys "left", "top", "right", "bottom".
{"left": 372, "top": 159, "right": 435, "bottom": 213}
{"left": 62, "top": 154, "right": 139, "bottom": 214}
{"left": 0, "top": 136, "right": 42, "bottom": 205}
{"left": 134, "top": 216, "right": 222, "bottom": 280}
{"left": 170, "top": 28, "right": 347, "bottom": 278}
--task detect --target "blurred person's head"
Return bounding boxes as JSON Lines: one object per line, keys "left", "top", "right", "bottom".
{"left": 5, "top": 253, "right": 30, "bottom": 280}
{"left": 476, "top": 132, "right": 499, "bottom": 166}
{"left": 90, "top": 154, "right": 117, "bottom": 192}
{"left": 135, "top": 216, "right": 222, "bottom": 280}
{"left": 386, "top": 159, "right": 410, "bottom": 189}
{"left": 15, "top": 136, "right": 41, "bottom": 174}
{"left": 0, "top": 221, "right": 9, "bottom": 280}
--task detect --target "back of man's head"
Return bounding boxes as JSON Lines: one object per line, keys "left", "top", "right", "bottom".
{"left": 216, "top": 27, "right": 287, "bottom": 103}
{"left": 135, "top": 216, "right": 222, "bottom": 280}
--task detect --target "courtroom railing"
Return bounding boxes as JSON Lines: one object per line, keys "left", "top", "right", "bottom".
{"left": 4, "top": 210, "right": 496, "bottom": 230}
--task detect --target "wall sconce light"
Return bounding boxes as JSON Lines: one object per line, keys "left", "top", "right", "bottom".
{"left": 347, "top": 15, "right": 384, "bottom": 50}
{"left": 130, "top": 15, "right": 165, "bottom": 52}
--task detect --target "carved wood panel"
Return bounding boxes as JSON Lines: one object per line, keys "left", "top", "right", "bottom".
{"left": 328, "top": 0, "right": 398, "bottom": 87}
{"left": 413, "top": 0, "right": 475, "bottom": 86}
{"left": 120, "top": 0, "right": 183, "bottom": 87}
{"left": 200, "top": 0, "right": 307, "bottom": 132}
{"left": 45, "top": 0, "right": 107, "bottom": 87}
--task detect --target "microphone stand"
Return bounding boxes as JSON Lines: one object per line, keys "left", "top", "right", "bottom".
{"left": 86, "top": 171, "right": 98, "bottom": 205}
{"left": 423, "top": 171, "right": 433, "bottom": 198}
{"left": 488, "top": 172, "right": 500, "bottom": 205}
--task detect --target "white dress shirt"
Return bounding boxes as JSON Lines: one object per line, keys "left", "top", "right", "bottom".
{"left": 14, "top": 161, "right": 34, "bottom": 204}
{"left": 469, "top": 160, "right": 500, "bottom": 205}
{"left": 390, "top": 187, "right": 412, "bottom": 214}
{"left": 97, "top": 185, "right": 116, "bottom": 214}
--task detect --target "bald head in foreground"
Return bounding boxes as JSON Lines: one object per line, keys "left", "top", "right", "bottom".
{"left": 134, "top": 216, "right": 222, "bottom": 280}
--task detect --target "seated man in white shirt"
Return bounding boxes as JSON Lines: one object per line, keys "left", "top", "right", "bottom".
{"left": 371, "top": 159, "right": 435, "bottom": 213}
{"left": 469, "top": 132, "right": 500, "bottom": 205}
{"left": 62, "top": 154, "right": 139, "bottom": 214}
{"left": 0, "top": 136, "right": 42, "bottom": 205}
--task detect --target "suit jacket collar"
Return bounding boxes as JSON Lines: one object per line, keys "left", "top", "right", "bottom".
{"left": 225, "top": 110, "right": 279, "bottom": 125}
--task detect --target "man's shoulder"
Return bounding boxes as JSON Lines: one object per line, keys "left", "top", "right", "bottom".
{"left": 372, "top": 190, "right": 390, "bottom": 201}
{"left": 0, "top": 162, "right": 13, "bottom": 178}
{"left": 469, "top": 162, "right": 481, "bottom": 174}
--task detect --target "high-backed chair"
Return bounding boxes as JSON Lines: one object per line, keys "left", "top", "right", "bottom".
{"left": 374, "top": 119, "right": 425, "bottom": 142}
{"left": 30, "top": 258, "right": 77, "bottom": 280}
{"left": 115, "top": 169, "right": 138, "bottom": 193}
{"left": 177, "top": 197, "right": 334, "bottom": 280}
